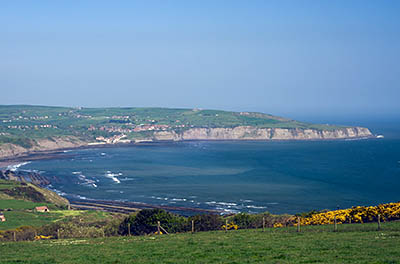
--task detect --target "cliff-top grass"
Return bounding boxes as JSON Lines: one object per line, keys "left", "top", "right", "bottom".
{"left": 1, "top": 221, "right": 400, "bottom": 263}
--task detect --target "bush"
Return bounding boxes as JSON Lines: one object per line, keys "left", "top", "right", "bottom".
{"left": 189, "top": 214, "right": 224, "bottom": 232}
{"left": 231, "top": 212, "right": 291, "bottom": 229}
{"left": 0, "top": 226, "right": 37, "bottom": 241}
{"left": 121, "top": 209, "right": 188, "bottom": 236}
{"left": 232, "top": 213, "right": 255, "bottom": 229}
{"left": 119, "top": 213, "right": 137, "bottom": 235}
{"left": 58, "top": 222, "right": 104, "bottom": 238}
{"left": 104, "top": 219, "right": 122, "bottom": 237}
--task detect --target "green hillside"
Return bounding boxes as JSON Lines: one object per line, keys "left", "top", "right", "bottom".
{"left": 0, "top": 180, "right": 117, "bottom": 231}
{"left": 0, "top": 180, "right": 70, "bottom": 230}
{"left": 0, "top": 105, "right": 345, "bottom": 148}
{"left": 0, "top": 179, "right": 69, "bottom": 208}
{"left": 1, "top": 222, "right": 399, "bottom": 263}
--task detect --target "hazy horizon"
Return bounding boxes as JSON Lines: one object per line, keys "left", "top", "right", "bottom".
{"left": 2, "top": 1, "right": 399, "bottom": 118}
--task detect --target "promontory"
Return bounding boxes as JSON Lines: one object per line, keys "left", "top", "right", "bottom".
{"left": 0, "top": 105, "right": 373, "bottom": 159}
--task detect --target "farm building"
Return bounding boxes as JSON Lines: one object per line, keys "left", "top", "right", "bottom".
{"left": 35, "top": 206, "right": 49, "bottom": 212}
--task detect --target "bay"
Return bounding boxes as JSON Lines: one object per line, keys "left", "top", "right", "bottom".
{"left": 19, "top": 135, "right": 400, "bottom": 215}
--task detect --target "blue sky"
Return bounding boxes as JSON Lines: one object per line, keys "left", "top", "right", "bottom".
{"left": 1, "top": 1, "right": 399, "bottom": 118}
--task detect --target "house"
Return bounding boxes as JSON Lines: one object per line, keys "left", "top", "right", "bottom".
{"left": 35, "top": 206, "right": 49, "bottom": 212}
{"left": 0, "top": 214, "right": 5, "bottom": 222}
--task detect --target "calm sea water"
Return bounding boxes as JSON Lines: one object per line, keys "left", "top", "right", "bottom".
{"left": 17, "top": 120, "right": 400, "bottom": 215}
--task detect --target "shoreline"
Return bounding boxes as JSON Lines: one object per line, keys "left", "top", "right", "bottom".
{"left": 0, "top": 136, "right": 377, "bottom": 168}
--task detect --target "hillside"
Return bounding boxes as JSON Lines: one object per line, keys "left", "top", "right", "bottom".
{"left": 0, "top": 105, "right": 373, "bottom": 159}
{"left": 0, "top": 179, "right": 69, "bottom": 208}
{"left": 0, "top": 179, "right": 117, "bottom": 231}
{"left": 1, "top": 222, "right": 400, "bottom": 263}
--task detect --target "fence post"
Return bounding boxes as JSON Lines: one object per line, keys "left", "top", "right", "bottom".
{"left": 191, "top": 220, "right": 195, "bottom": 234}
{"left": 13, "top": 232, "right": 16, "bottom": 242}
{"left": 157, "top": 221, "right": 161, "bottom": 235}
{"left": 334, "top": 216, "right": 337, "bottom": 232}
{"left": 128, "top": 223, "right": 131, "bottom": 236}
{"left": 57, "top": 229, "right": 60, "bottom": 239}
{"left": 225, "top": 219, "right": 228, "bottom": 232}
{"left": 349, "top": 217, "right": 351, "bottom": 224}
{"left": 297, "top": 217, "right": 301, "bottom": 232}
{"left": 378, "top": 214, "right": 381, "bottom": 231}
{"left": 262, "top": 217, "right": 265, "bottom": 232}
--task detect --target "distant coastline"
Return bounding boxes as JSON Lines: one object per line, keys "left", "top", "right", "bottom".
{"left": 0, "top": 133, "right": 376, "bottom": 168}
{"left": 0, "top": 105, "right": 375, "bottom": 164}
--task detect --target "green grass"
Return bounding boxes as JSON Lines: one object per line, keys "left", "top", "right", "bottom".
{"left": 0, "top": 211, "right": 63, "bottom": 230}
{"left": 0, "top": 210, "right": 109, "bottom": 230}
{"left": 0, "top": 180, "right": 69, "bottom": 208}
{"left": 1, "top": 221, "right": 399, "bottom": 263}
{"left": 0, "top": 180, "right": 20, "bottom": 190}
{"left": 0, "top": 199, "right": 56, "bottom": 211}
{"left": 0, "top": 198, "right": 68, "bottom": 230}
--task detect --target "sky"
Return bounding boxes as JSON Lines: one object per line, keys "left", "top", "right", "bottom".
{"left": 1, "top": 0, "right": 399, "bottom": 119}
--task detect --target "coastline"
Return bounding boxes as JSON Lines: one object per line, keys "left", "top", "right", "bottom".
{"left": 0, "top": 135, "right": 377, "bottom": 168}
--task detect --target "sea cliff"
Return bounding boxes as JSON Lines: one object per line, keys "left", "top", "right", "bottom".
{"left": 154, "top": 126, "right": 373, "bottom": 141}
{"left": 0, "top": 136, "right": 87, "bottom": 160}
{"left": 0, "top": 127, "right": 373, "bottom": 161}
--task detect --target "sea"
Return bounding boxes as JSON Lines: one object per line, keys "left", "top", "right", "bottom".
{"left": 9, "top": 117, "right": 400, "bottom": 215}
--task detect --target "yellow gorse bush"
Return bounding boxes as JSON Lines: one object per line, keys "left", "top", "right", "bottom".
{"left": 288, "top": 202, "right": 400, "bottom": 226}
{"left": 221, "top": 222, "right": 238, "bottom": 230}
{"left": 34, "top": 235, "right": 52, "bottom": 240}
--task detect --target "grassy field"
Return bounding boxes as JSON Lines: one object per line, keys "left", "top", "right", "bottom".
{"left": 0, "top": 207, "right": 111, "bottom": 230}
{"left": 0, "top": 211, "right": 63, "bottom": 230}
{"left": 0, "top": 221, "right": 399, "bottom": 263}
{"left": 0, "top": 199, "right": 56, "bottom": 210}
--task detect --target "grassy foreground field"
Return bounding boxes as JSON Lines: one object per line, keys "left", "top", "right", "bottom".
{"left": 1, "top": 221, "right": 399, "bottom": 264}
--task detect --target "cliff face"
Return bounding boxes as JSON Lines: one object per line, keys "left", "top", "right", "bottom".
{"left": 0, "top": 136, "right": 87, "bottom": 159}
{"left": 0, "top": 127, "right": 373, "bottom": 160}
{"left": 154, "top": 126, "right": 373, "bottom": 141}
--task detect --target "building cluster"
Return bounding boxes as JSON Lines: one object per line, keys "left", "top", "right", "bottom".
{"left": 111, "top": 115, "right": 130, "bottom": 119}
{"left": 89, "top": 124, "right": 172, "bottom": 133}
{"left": 74, "top": 114, "right": 92, "bottom": 119}
{"left": 2, "top": 115, "right": 50, "bottom": 123}
{"left": 87, "top": 122, "right": 194, "bottom": 134}
{"left": 133, "top": 124, "right": 170, "bottom": 132}
{"left": 95, "top": 134, "right": 130, "bottom": 144}
{"left": 5, "top": 124, "right": 58, "bottom": 130}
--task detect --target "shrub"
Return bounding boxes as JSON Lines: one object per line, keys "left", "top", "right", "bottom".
{"left": 232, "top": 213, "right": 255, "bottom": 229}
{"left": 189, "top": 214, "right": 223, "bottom": 232}
{"left": 122, "top": 209, "right": 188, "bottom": 236}
{"left": 58, "top": 222, "right": 104, "bottom": 238}
{"left": 104, "top": 219, "right": 123, "bottom": 237}
{"left": 0, "top": 226, "right": 37, "bottom": 241}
